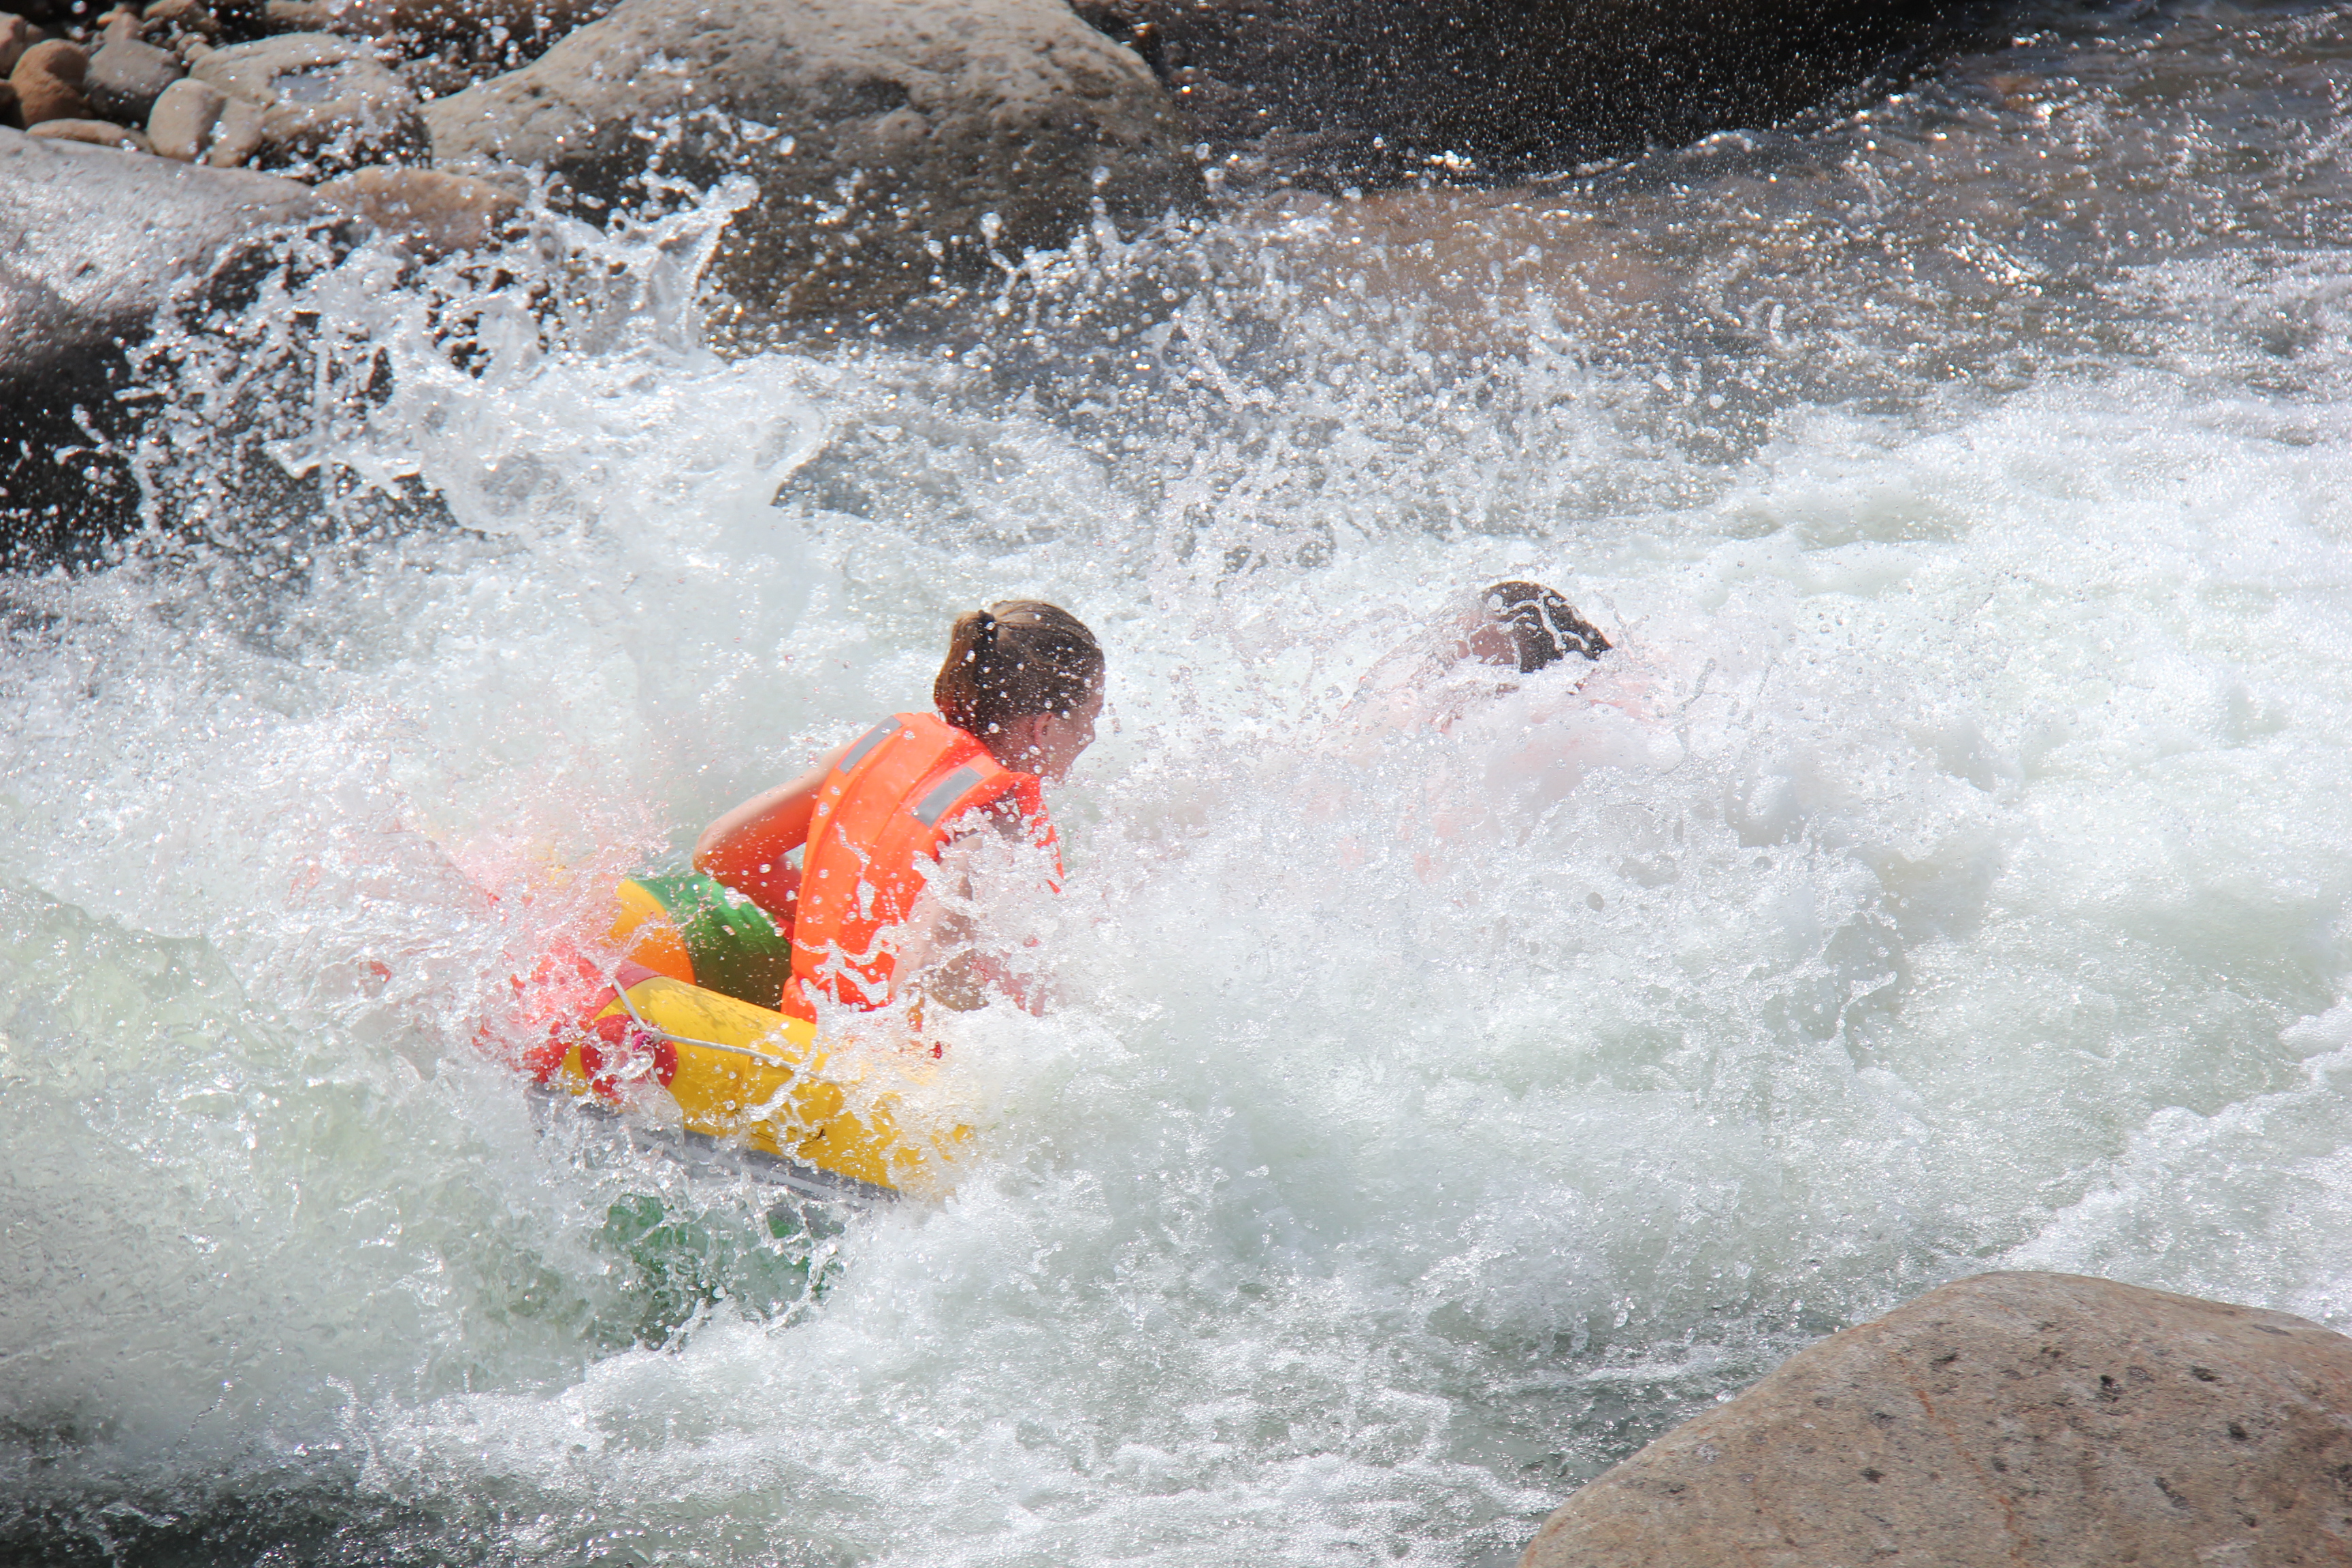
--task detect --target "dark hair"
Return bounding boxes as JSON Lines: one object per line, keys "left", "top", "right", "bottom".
{"left": 934, "top": 600, "right": 1105, "bottom": 736}
{"left": 1482, "top": 581, "right": 1610, "bottom": 673}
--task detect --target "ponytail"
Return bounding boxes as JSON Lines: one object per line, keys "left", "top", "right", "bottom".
{"left": 935, "top": 600, "right": 1105, "bottom": 737}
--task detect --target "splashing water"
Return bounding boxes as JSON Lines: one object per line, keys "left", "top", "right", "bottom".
{"left": 8, "top": 3, "right": 2352, "bottom": 1563}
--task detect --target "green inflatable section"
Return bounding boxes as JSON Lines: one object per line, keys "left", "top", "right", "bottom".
{"left": 625, "top": 872, "right": 794, "bottom": 1011}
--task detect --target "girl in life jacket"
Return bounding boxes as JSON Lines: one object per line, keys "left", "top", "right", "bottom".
{"left": 693, "top": 601, "right": 1105, "bottom": 1022}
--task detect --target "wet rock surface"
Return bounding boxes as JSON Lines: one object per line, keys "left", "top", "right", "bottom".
{"left": 0, "top": 124, "right": 329, "bottom": 557}
{"left": 422, "top": 0, "right": 1201, "bottom": 325}
{"left": 1519, "top": 1272, "right": 2352, "bottom": 1568}
{"left": 317, "top": 161, "right": 512, "bottom": 255}
{"left": 191, "top": 31, "right": 425, "bottom": 172}
{"left": 1077, "top": 0, "right": 1974, "bottom": 191}
{"left": 28, "top": 111, "right": 146, "bottom": 145}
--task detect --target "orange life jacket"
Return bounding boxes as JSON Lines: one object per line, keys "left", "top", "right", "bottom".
{"left": 782, "top": 711, "right": 1057, "bottom": 1021}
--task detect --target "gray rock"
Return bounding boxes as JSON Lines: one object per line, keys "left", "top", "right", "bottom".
{"left": 0, "top": 122, "right": 325, "bottom": 387}
{"left": 317, "top": 162, "right": 515, "bottom": 256}
{"left": 29, "top": 115, "right": 151, "bottom": 150}
{"left": 191, "top": 31, "right": 425, "bottom": 174}
{"left": 423, "top": 0, "right": 1200, "bottom": 325}
{"left": 146, "top": 74, "right": 225, "bottom": 159}
{"left": 1077, "top": 0, "right": 1967, "bottom": 193}
{"left": 86, "top": 36, "right": 184, "bottom": 122}
{"left": 0, "top": 124, "right": 333, "bottom": 559}
{"left": 1519, "top": 1272, "right": 2352, "bottom": 1568}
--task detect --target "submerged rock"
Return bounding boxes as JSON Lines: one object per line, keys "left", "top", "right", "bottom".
{"left": 1077, "top": 0, "right": 1970, "bottom": 192}
{"left": 191, "top": 32, "right": 427, "bottom": 173}
{"left": 1519, "top": 1272, "right": 2352, "bottom": 1568}
{"left": 422, "top": 0, "right": 1200, "bottom": 325}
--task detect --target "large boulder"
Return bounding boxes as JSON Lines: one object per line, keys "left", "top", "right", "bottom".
{"left": 1075, "top": 0, "right": 1969, "bottom": 192}
{"left": 422, "top": 0, "right": 1202, "bottom": 326}
{"left": 0, "top": 125, "right": 329, "bottom": 563}
{"left": 1520, "top": 1272, "right": 2352, "bottom": 1568}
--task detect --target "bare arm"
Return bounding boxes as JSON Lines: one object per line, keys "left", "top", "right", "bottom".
{"left": 693, "top": 739, "right": 853, "bottom": 916}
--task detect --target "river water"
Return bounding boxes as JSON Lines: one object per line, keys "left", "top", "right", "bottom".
{"left": 7, "top": 1, "right": 2352, "bottom": 1562}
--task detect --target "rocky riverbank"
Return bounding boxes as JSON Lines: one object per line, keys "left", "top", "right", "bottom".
{"left": 1, "top": 0, "right": 1975, "bottom": 558}
{"left": 1519, "top": 1273, "right": 2352, "bottom": 1568}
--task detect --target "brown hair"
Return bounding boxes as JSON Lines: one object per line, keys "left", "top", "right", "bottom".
{"left": 934, "top": 600, "right": 1105, "bottom": 736}
{"left": 1482, "top": 581, "right": 1611, "bottom": 673}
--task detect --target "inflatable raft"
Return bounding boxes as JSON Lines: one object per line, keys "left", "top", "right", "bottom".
{"left": 523, "top": 873, "right": 964, "bottom": 1202}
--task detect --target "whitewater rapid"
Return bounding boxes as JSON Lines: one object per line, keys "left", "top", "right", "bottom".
{"left": 8, "top": 2, "right": 2352, "bottom": 1563}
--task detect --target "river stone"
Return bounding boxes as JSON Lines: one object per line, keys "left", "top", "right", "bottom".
{"left": 422, "top": 0, "right": 1201, "bottom": 325}
{"left": 11, "top": 38, "right": 88, "bottom": 125}
{"left": 191, "top": 31, "right": 425, "bottom": 172}
{"left": 0, "top": 14, "right": 35, "bottom": 77}
{"left": 29, "top": 114, "right": 149, "bottom": 148}
{"left": 199, "top": 90, "right": 261, "bottom": 164}
{"left": 1077, "top": 0, "right": 1966, "bottom": 193}
{"left": 86, "top": 35, "right": 183, "bottom": 121}
{"left": 317, "top": 162, "right": 514, "bottom": 255}
{"left": 1519, "top": 1272, "right": 2352, "bottom": 1568}
{"left": 146, "top": 72, "right": 223, "bottom": 157}
{"left": 140, "top": 0, "right": 223, "bottom": 42}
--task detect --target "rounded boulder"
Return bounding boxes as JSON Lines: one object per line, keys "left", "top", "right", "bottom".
{"left": 85, "top": 35, "right": 184, "bottom": 122}
{"left": 421, "top": 0, "right": 1201, "bottom": 326}
{"left": 1520, "top": 1272, "right": 2352, "bottom": 1568}
{"left": 190, "top": 31, "right": 425, "bottom": 174}
{"left": 11, "top": 39, "right": 89, "bottom": 127}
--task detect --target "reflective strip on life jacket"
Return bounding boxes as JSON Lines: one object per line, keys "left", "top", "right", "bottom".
{"left": 783, "top": 712, "right": 1054, "bottom": 1021}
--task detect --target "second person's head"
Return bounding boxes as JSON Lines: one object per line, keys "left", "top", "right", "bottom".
{"left": 935, "top": 600, "right": 1106, "bottom": 781}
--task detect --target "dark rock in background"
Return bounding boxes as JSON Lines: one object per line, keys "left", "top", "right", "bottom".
{"left": 1075, "top": 0, "right": 1978, "bottom": 192}
{"left": 1519, "top": 1272, "right": 2352, "bottom": 1568}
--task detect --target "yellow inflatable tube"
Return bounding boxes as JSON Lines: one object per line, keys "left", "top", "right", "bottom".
{"left": 548, "top": 960, "right": 964, "bottom": 1200}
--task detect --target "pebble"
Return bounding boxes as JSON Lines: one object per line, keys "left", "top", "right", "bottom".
{"left": 0, "top": 14, "right": 35, "bottom": 78}
{"left": 29, "top": 115, "right": 153, "bottom": 150}
{"left": 10, "top": 39, "right": 91, "bottom": 127}
{"left": 146, "top": 71, "right": 223, "bottom": 159}
{"left": 86, "top": 35, "right": 184, "bottom": 122}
